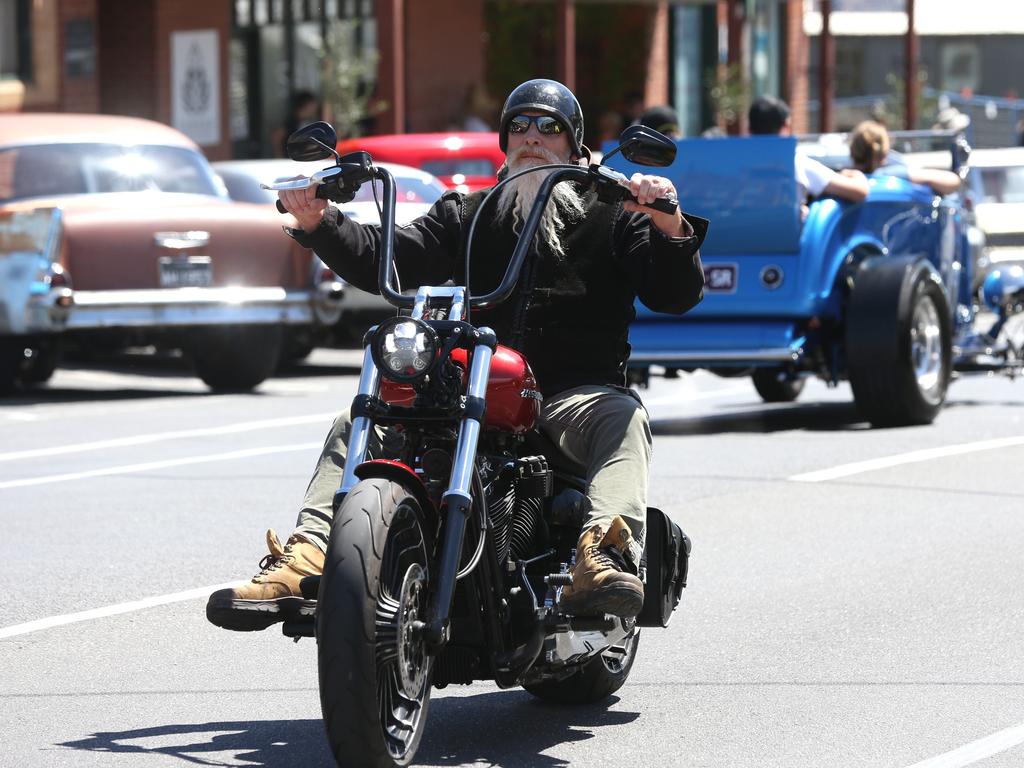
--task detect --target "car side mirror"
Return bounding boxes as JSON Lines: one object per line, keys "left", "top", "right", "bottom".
{"left": 614, "top": 125, "right": 677, "bottom": 167}
{"left": 286, "top": 121, "right": 340, "bottom": 162}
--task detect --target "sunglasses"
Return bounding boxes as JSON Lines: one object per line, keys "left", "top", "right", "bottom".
{"left": 508, "top": 114, "right": 565, "bottom": 136}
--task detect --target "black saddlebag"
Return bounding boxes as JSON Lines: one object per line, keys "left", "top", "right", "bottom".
{"left": 637, "top": 507, "right": 690, "bottom": 628}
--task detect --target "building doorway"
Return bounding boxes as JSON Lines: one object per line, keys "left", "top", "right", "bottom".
{"left": 230, "top": 0, "right": 375, "bottom": 158}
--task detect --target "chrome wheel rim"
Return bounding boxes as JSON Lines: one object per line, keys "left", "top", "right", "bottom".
{"left": 910, "top": 293, "right": 943, "bottom": 398}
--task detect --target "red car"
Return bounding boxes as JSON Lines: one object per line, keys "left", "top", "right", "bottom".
{"left": 335, "top": 133, "right": 504, "bottom": 193}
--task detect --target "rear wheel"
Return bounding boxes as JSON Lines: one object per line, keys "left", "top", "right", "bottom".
{"left": 846, "top": 258, "right": 952, "bottom": 427}
{"left": 317, "top": 478, "right": 434, "bottom": 768}
{"left": 523, "top": 630, "right": 640, "bottom": 705}
{"left": 188, "top": 325, "right": 282, "bottom": 391}
{"left": 751, "top": 368, "right": 805, "bottom": 403}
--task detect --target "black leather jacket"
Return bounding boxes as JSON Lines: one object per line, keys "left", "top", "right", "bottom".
{"left": 291, "top": 187, "right": 708, "bottom": 396}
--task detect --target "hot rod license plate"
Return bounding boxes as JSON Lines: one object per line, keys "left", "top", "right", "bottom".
{"left": 159, "top": 256, "right": 213, "bottom": 288}
{"left": 703, "top": 263, "right": 737, "bottom": 293}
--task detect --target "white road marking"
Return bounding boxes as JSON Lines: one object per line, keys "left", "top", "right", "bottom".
{"left": 789, "top": 435, "right": 1024, "bottom": 483}
{"left": 903, "top": 720, "right": 1024, "bottom": 768}
{"left": 643, "top": 385, "right": 751, "bottom": 407}
{"left": 1, "top": 411, "right": 39, "bottom": 422}
{"left": 0, "top": 441, "right": 322, "bottom": 490}
{"left": 0, "top": 582, "right": 246, "bottom": 640}
{"left": 0, "top": 412, "right": 338, "bottom": 463}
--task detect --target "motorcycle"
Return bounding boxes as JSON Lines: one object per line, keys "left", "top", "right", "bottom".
{"left": 265, "top": 121, "right": 692, "bottom": 768}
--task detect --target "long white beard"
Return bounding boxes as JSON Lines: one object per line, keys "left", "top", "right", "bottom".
{"left": 495, "top": 147, "right": 586, "bottom": 261}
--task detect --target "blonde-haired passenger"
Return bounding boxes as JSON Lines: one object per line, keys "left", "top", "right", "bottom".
{"left": 848, "top": 120, "right": 961, "bottom": 196}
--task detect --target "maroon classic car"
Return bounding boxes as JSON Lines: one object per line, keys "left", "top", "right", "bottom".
{"left": 0, "top": 114, "right": 342, "bottom": 391}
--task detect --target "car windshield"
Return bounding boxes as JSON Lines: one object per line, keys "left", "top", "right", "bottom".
{"left": 977, "top": 166, "right": 1024, "bottom": 204}
{"left": 419, "top": 158, "right": 496, "bottom": 178}
{"left": 0, "top": 143, "right": 224, "bottom": 202}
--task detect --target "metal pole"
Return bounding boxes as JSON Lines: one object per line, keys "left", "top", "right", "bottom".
{"left": 556, "top": 0, "right": 576, "bottom": 91}
{"left": 819, "top": 0, "right": 833, "bottom": 132}
{"left": 905, "top": 0, "right": 918, "bottom": 129}
{"left": 725, "top": 0, "right": 743, "bottom": 135}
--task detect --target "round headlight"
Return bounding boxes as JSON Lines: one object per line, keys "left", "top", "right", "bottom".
{"left": 371, "top": 317, "right": 439, "bottom": 382}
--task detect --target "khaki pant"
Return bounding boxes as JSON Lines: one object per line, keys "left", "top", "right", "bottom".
{"left": 293, "top": 384, "right": 651, "bottom": 566}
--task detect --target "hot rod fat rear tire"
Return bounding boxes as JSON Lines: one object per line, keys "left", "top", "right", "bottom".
{"left": 523, "top": 631, "right": 640, "bottom": 705}
{"left": 751, "top": 368, "right": 805, "bottom": 403}
{"left": 846, "top": 257, "right": 952, "bottom": 427}
{"left": 317, "top": 478, "right": 434, "bottom": 768}
{"left": 187, "top": 325, "right": 282, "bottom": 391}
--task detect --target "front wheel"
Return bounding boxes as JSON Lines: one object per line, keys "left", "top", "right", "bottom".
{"left": 523, "top": 630, "right": 640, "bottom": 705}
{"left": 751, "top": 368, "right": 805, "bottom": 403}
{"left": 317, "top": 478, "right": 435, "bottom": 768}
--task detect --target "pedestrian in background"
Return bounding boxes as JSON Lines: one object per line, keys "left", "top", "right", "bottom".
{"left": 639, "top": 105, "right": 681, "bottom": 139}
{"left": 271, "top": 90, "right": 320, "bottom": 158}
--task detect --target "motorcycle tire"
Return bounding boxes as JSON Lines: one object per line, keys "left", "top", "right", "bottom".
{"left": 523, "top": 631, "right": 640, "bottom": 705}
{"left": 316, "top": 478, "right": 435, "bottom": 768}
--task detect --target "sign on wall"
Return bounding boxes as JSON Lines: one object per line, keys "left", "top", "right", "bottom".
{"left": 172, "top": 30, "right": 220, "bottom": 147}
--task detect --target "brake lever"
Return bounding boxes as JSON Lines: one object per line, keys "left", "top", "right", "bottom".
{"left": 592, "top": 165, "right": 679, "bottom": 214}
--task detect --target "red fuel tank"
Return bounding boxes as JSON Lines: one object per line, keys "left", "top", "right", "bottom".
{"left": 379, "top": 344, "right": 541, "bottom": 433}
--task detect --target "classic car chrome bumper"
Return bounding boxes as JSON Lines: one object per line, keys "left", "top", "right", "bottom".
{"left": 64, "top": 287, "right": 320, "bottom": 329}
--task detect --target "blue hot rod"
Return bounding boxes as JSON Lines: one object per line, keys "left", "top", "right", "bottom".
{"left": 612, "top": 133, "right": 1024, "bottom": 427}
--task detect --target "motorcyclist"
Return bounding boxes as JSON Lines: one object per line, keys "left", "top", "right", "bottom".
{"left": 207, "top": 78, "right": 708, "bottom": 631}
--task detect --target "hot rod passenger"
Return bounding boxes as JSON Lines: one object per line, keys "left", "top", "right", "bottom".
{"left": 207, "top": 79, "right": 708, "bottom": 630}
{"left": 748, "top": 95, "right": 869, "bottom": 217}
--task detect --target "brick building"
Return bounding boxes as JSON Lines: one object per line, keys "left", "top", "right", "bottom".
{"left": 1, "top": 0, "right": 811, "bottom": 158}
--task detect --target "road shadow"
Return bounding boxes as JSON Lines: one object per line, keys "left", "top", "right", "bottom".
{"left": 57, "top": 690, "right": 638, "bottom": 767}
{"left": 651, "top": 400, "right": 871, "bottom": 435}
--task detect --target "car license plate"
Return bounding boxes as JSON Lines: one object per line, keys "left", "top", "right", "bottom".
{"left": 703, "top": 263, "right": 737, "bottom": 293}
{"left": 159, "top": 256, "right": 212, "bottom": 288}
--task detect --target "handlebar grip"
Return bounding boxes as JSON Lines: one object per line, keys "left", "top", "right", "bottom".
{"left": 276, "top": 199, "right": 288, "bottom": 214}
{"left": 627, "top": 192, "right": 678, "bottom": 215}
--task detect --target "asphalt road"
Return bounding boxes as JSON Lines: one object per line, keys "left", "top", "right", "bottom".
{"left": 2, "top": 349, "right": 1024, "bottom": 768}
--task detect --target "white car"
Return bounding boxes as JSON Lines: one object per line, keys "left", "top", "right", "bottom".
{"left": 903, "top": 146, "right": 1024, "bottom": 290}
{"left": 213, "top": 159, "right": 447, "bottom": 339}
{"left": 962, "top": 147, "right": 1024, "bottom": 280}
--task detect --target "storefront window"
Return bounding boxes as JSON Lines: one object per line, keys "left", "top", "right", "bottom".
{"left": 1, "top": 0, "right": 31, "bottom": 81}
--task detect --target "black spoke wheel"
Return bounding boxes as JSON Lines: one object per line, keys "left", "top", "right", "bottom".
{"left": 523, "top": 629, "right": 641, "bottom": 705}
{"left": 317, "top": 478, "right": 434, "bottom": 768}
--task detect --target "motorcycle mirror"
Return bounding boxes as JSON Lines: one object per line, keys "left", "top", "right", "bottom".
{"left": 616, "top": 125, "right": 677, "bottom": 167}
{"left": 286, "top": 121, "right": 340, "bottom": 162}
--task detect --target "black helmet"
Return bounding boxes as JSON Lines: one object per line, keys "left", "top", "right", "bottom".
{"left": 498, "top": 78, "right": 585, "bottom": 157}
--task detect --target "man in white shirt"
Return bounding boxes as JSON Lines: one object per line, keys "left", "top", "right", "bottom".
{"left": 749, "top": 96, "right": 869, "bottom": 212}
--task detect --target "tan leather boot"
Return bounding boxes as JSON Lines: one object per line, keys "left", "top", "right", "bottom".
{"left": 559, "top": 515, "right": 644, "bottom": 618}
{"left": 206, "top": 529, "right": 324, "bottom": 631}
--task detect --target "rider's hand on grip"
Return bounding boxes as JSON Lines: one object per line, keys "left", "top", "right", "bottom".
{"left": 277, "top": 186, "right": 328, "bottom": 232}
{"left": 625, "top": 192, "right": 678, "bottom": 215}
